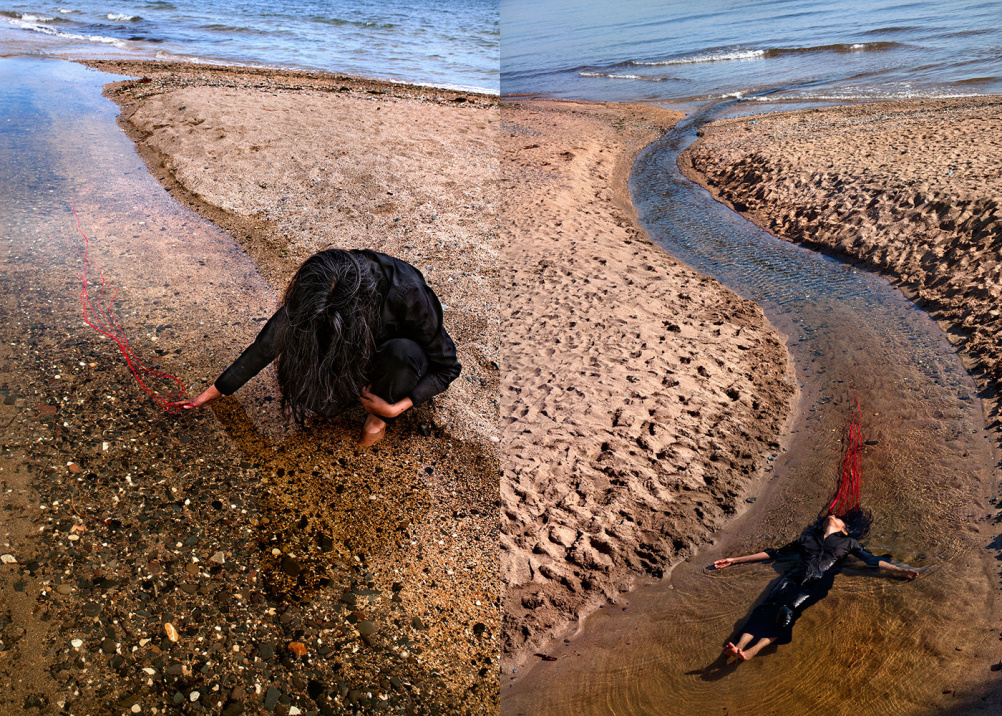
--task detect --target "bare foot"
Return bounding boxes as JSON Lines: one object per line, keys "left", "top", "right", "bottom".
{"left": 736, "top": 648, "right": 749, "bottom": 661}
{"left": 359, "top": 415, "right": 386, "bottom": 447}
{"left": 724, "top": 642, "right": 741, "bottom": 658}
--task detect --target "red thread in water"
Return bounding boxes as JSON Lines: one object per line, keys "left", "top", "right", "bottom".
{"left": 828, "top": 385, "right": 863, "bottom": 516}
{"left": 74, "top": 203, "right": 187, "bottom": 412}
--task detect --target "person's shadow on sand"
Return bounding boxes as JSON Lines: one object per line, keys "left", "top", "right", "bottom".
{"left": 209, "top": 397, "right": 433, "bottom": 603}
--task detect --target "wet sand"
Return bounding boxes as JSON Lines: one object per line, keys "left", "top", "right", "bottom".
{"left": 0, "top": 58, "right": 497, "bottom": 715}
{"left": 500, "top": 100, "right": 796, "bottom": 675}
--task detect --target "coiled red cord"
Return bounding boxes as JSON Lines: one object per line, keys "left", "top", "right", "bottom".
{"left": 74, "top": 203, "right": 187, "bottom": 412}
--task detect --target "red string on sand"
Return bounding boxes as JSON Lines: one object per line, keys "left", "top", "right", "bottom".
{"left": 828, "top": 385, "right": 863, "bottom": 516}
{"left": 73, "top": 202, "right": 187, "bottom": 413}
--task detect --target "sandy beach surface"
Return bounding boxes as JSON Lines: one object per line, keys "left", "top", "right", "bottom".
{"left": 87, "top": 60, "right": 500, "bottom": 449}
{"left": 682, "top": 98, "right": 1002, "bottom": 421}
{"left": 0, "top": 59, "right": 497, "bottom": 715}
{"left": 500, "top": 99, "right": 796, "bottom": 676}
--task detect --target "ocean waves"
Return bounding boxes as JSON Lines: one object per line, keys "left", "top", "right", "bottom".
{"left": 624, "top": 42, "right": 903, "bottom": 68}
{"left": 1, "top": 11, "right": 129, "bottom": 48}
{"left": 0, "top": 0, "right": 498, "bottom": 92}
{"left": 505, "top": 0, "right": 1001, "bottom": 102}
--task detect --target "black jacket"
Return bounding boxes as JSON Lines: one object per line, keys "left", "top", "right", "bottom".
{"left": 215, "top": 250, "right": 461, "bottom": 406}
{"left": 765, "top": 526, "right": 882, "bottom": 585}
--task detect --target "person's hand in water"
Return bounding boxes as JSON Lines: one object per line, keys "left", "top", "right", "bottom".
{"left": 712, "top": 558, "right": 735, "bottom": 570}
{"left": 902, "top": 568, "right": 920, "bottom": 580}
{"left": 359, "top": 387, "right": 413, "bottom": 419}
{"left": 179, "top": 384, "right": 222, "bottom": 410}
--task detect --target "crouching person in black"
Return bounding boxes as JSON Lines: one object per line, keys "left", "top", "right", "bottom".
{"left": 182, "top": 249, "right": 460, "bottom": 446}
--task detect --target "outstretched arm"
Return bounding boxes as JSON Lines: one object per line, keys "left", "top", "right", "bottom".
{"left": 713, "top": 552, "right": 771, "bottom": 570}
{"left": 854, "top": 547, "right": 919, "bottom": 580}
{"left": 181, "top": 308, "right": 286, "bottom": 410}
{"left": 876, "top": 559, "right": 919, "bottom": 580}
{"left": 180, "top": 383, "right": 222, "bottom": 410}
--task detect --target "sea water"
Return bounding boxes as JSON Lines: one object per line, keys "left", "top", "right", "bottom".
{"left": 0, "top": 0, "right": 499, "bottom": 92}
{"left": 502, "top": 0, "right": 1002, "bottom": 102}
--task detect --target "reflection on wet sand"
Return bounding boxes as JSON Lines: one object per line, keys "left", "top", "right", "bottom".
{"left": 211, "top": 398, "right": 433, "bottom": 601}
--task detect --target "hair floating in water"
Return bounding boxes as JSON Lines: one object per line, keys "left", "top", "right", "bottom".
{"left": 827, "top": 385, "right": 863, "bottom": 517}
{"left": 74, "top": 202, "right": 187, "bottom": 412}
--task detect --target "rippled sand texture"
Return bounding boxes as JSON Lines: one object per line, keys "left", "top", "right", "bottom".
{"left": 682, "top": 97, "right": 1002, "bottom": 428}
{"left": 0, "top": 58, "right": 496, "bottom": 714}
{"left": 500, "top": 100, "right": 796, "bottom": 674}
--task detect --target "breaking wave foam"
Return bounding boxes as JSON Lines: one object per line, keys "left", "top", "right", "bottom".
{"left": 627, "top": 42, "right": 902, "bottom": 67}
{"left": 2, "top": 15, "right": 129, "bottom": 48}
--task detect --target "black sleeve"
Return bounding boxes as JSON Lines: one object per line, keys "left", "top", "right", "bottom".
{"left": 764, "top": 539, "right": 801, "bottom": 560}
{"left": 849, "top": 544, "right": 884, "bottom": 568}
{"left": 398, "top": 282, "right": 461, "bottom": 406}
{"left": 215, "top": 307, "right": 287, "bottom": 395}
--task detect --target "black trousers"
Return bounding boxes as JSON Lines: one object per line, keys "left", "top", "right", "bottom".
{"left": 742, "top": 573, "right": 833, "bottom": 644}
{"left": 368, "top": 338, "right": 428, "bottom": 405}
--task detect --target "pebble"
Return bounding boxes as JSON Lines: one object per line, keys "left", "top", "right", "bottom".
{"left": 412, "top": 617, "right": 426, "bottom": 630}
{"left": 164, "top": 623, "right": 179, "bottom": 642}
{"left": 82, "top": 603, "right": 102, "bottom": 617}
{"left": 357, "top": 621, "right": 376, "bottom": 636}
{"left": 55, "top": 584, "right": 72, "bottom": 595}
{"left": 264, "top": 686, "right": 281, "bottom": 712}
{"left": 210, "top": 551, "right": 226, "bottom": 564}
{"left": 101, "top": 638, "right": 117, "bottom": 654}
{"left": 306, "top": 681, "right": 324, "bottom": 700}
{"left": 70, "top": 639, "right": 83, "bottom": 649}
{"left": 288, "top": 641, "right": 308, "bottom": 657}
{"left": 131, "top": 705, "right": 141, "bottom": 714}
{"left": 281, "top": 556, "right": 301, "bottom": 577}
{"left": 189, "top": 691, "right": 200, "bottom": 702}
{"left": 745, "top": 497, "right": 757, "bottom": 503}
{"left": 0, "top": 554, "right": 17, "bottom": 564}
{"left": 184, "top": 562, "right": 199, "bottom": 575}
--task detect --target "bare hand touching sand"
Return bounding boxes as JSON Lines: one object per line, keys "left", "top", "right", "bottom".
{"left": 180, "top": 384, "right": 222, "bottom": 410}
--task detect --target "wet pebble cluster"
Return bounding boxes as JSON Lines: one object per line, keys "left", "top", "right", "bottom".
{"left": 0, "top": 257, "right": 498, "bottom": 713}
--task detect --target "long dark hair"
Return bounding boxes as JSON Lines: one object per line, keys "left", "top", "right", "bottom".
{"left": 812, "top": 505, "right": 873, "bottom": 541}
{"left": 275, "top": 250, "right": 381, "bottom": 424}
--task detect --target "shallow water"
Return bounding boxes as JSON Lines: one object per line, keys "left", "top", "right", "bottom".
{"left": 502, "top": 104, "right": 1000, "bottom": 714}
{"left": 0, "top": 57, "right": 473, "bottom": 708}
{"left": 502, "top": 0, "right": 1002, "bottom": 102}
{"left": 0, "top": 0, "right": 499, "bottom": 93}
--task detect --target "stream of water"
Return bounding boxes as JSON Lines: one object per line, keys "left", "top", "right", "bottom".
{"left": 502, "top": 102, "right": 1000, "bottom": 714}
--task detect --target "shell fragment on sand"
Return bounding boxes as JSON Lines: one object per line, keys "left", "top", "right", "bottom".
{"left": 164, "top": 623, "right": 179, "bottom": 642}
